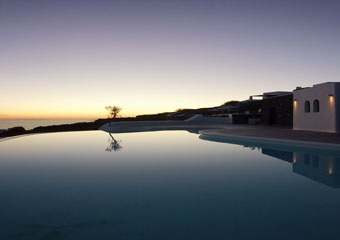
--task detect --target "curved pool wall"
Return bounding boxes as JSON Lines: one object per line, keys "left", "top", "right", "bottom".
{"left": 99, "top": 121, "right": 224, "bottom": 134}
{"left": 99, "top": 116, "right": 232, "bottom": 133}
{"left": 100, "top": 121, "right": 340, "bottom": 149}
{"left": 199, "top": 132, "right": 340, "bottom": 153}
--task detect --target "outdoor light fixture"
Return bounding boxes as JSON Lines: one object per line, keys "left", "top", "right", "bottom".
{"left": 293, "top": 99, "right": 298, "bottom": 110}
{"left": 329, "top": 94, "right": 334, "bottom": 104}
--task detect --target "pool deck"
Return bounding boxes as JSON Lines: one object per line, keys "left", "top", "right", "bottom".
{"left": 100, "top": 120, "right": 340, "bottom": 146}
{"left": 200, "top": 125, "right": 340, "bottom": 145}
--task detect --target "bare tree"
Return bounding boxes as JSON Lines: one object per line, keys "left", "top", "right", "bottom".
{"left": 105, "top": 106, "right": 122, "bottom": 119}
{"left": 105, "top": 133, "right": 123, "bottom": 152}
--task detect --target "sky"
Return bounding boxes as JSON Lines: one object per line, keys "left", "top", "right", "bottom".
{"left": 1, "top": 0, "right": 340, "bottom": 119}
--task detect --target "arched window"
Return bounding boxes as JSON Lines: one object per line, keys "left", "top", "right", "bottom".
{"left": 305, "top": 101, "right": 310, "bottom": 113}
{"left": 313, "top": 100, "right": 319, "bottom": 112}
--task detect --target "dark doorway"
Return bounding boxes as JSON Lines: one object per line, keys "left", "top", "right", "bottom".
{"left": 269, "top": 107, "right": 276, "bottom": 125}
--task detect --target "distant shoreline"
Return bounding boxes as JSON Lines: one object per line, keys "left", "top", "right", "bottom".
{"left": 0, "top": 119, "right": 95, "bottom": 130}
{"left": 0, "top": 113, "right": 177, "bottom": 139}
{"left": 0, "top": 119, "right": 104, "bottom": 139}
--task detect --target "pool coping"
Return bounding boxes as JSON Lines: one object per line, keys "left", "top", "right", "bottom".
{"left": 199, "top": 130, "right": 340, "bottom": 150}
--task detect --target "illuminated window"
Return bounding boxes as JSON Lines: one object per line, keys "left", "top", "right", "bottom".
{"left": 304, "top": 101, "right": 310, "bottom": 113}
{"left": 313, "top": 100, "right": 319, "bottom": 112}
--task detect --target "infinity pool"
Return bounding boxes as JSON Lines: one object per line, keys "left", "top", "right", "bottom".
{"left": 1, "top": 130, "right": 340, "bottom": 239}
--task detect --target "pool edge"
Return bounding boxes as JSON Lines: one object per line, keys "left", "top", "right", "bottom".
{"left": 199, "top": 130, "right": 340, "bottom": 150}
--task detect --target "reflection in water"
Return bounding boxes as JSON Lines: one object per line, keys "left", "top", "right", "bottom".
{"left": 200, "top": 135, "right": 340, "bottom": 188}
{"left": 105, "top": 133, "right": 123, "bottom": 152}
{"left": 2, "top": 131, "right": 340, "bottom": 239}
{"left": 292, "top": 153, "right": 340, "bottom": 188}
{"left": 262, "top": 149, "right": 340, "bottom": 188}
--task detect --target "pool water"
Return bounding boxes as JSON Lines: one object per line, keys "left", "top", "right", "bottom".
{"left": 0, "top": 130, "right": 340, "bottom": 240}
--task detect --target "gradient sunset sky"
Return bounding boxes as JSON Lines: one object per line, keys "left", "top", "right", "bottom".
{"left": 1, "top": 0, "right": 340, "bottom": 119}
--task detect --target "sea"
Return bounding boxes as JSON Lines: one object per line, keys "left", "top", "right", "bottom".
{"left": 0, "top": 119, "right": 94, "bottom": 130}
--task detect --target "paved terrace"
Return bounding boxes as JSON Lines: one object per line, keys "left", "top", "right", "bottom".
{"left": 200, "top": 125, "right": 340, "bottom": 145}
{"left": 101, "top": 120, "right": 340, "bottom": 145}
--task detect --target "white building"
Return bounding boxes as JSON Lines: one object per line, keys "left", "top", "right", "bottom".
{"left": 293, "top": 82, "right": 340, "bottom": 132}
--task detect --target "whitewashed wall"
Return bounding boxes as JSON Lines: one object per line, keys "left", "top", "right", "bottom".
{"left": 293, "top": 82, "right": 339, "bottom": 132}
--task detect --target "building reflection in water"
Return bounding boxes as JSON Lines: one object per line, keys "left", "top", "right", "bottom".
{"left": 200, "top": 135, "right": 340, "bottom": 188}
{"left": 261, "top": 148, "right": 340, "bottom": 188}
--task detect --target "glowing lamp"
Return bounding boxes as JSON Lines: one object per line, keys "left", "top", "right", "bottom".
{"left": 328, "top": 168, "right": 334, "bottom": 175}
{"left": 293, "top": 99, "right": 298, "bottom": 109}
{"left": 329, "top": 94, "right": 334, "bottom": 105}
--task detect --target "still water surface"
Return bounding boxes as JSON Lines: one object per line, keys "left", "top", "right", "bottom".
{"left": 0, "top": 130, "right": 340, "bottom": 239}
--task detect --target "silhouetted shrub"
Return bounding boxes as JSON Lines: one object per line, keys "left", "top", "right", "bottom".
{"left": 135, "top": 113, "right": 170, "bottom": 121}
{"left": 222, "top": 100, "right": 239, "bottom": 107}
{"left": 7, "top": 126, "right": 26, "bottom": 134}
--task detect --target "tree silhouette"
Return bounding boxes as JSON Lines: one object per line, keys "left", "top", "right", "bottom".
{"left": 105, "top": 106, "right": 122, "bottom": 119}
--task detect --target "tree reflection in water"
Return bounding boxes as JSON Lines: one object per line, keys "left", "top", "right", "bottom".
{"left": 105, "top": 133, "right": 122, "bottom": 152}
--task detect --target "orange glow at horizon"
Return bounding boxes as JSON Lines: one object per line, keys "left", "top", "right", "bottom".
{"left": 0, "top": 89, "right": 243, "bottom": 120}
{"left": 0, "top": 111, "right": 142, "bottom": 120}
{"left": 0, "top": 104, "right": 217, "bottom": 120}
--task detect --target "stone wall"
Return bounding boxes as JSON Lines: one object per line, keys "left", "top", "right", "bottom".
{"left": 261, "top": 94, "right": 293, "bottom": 126}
